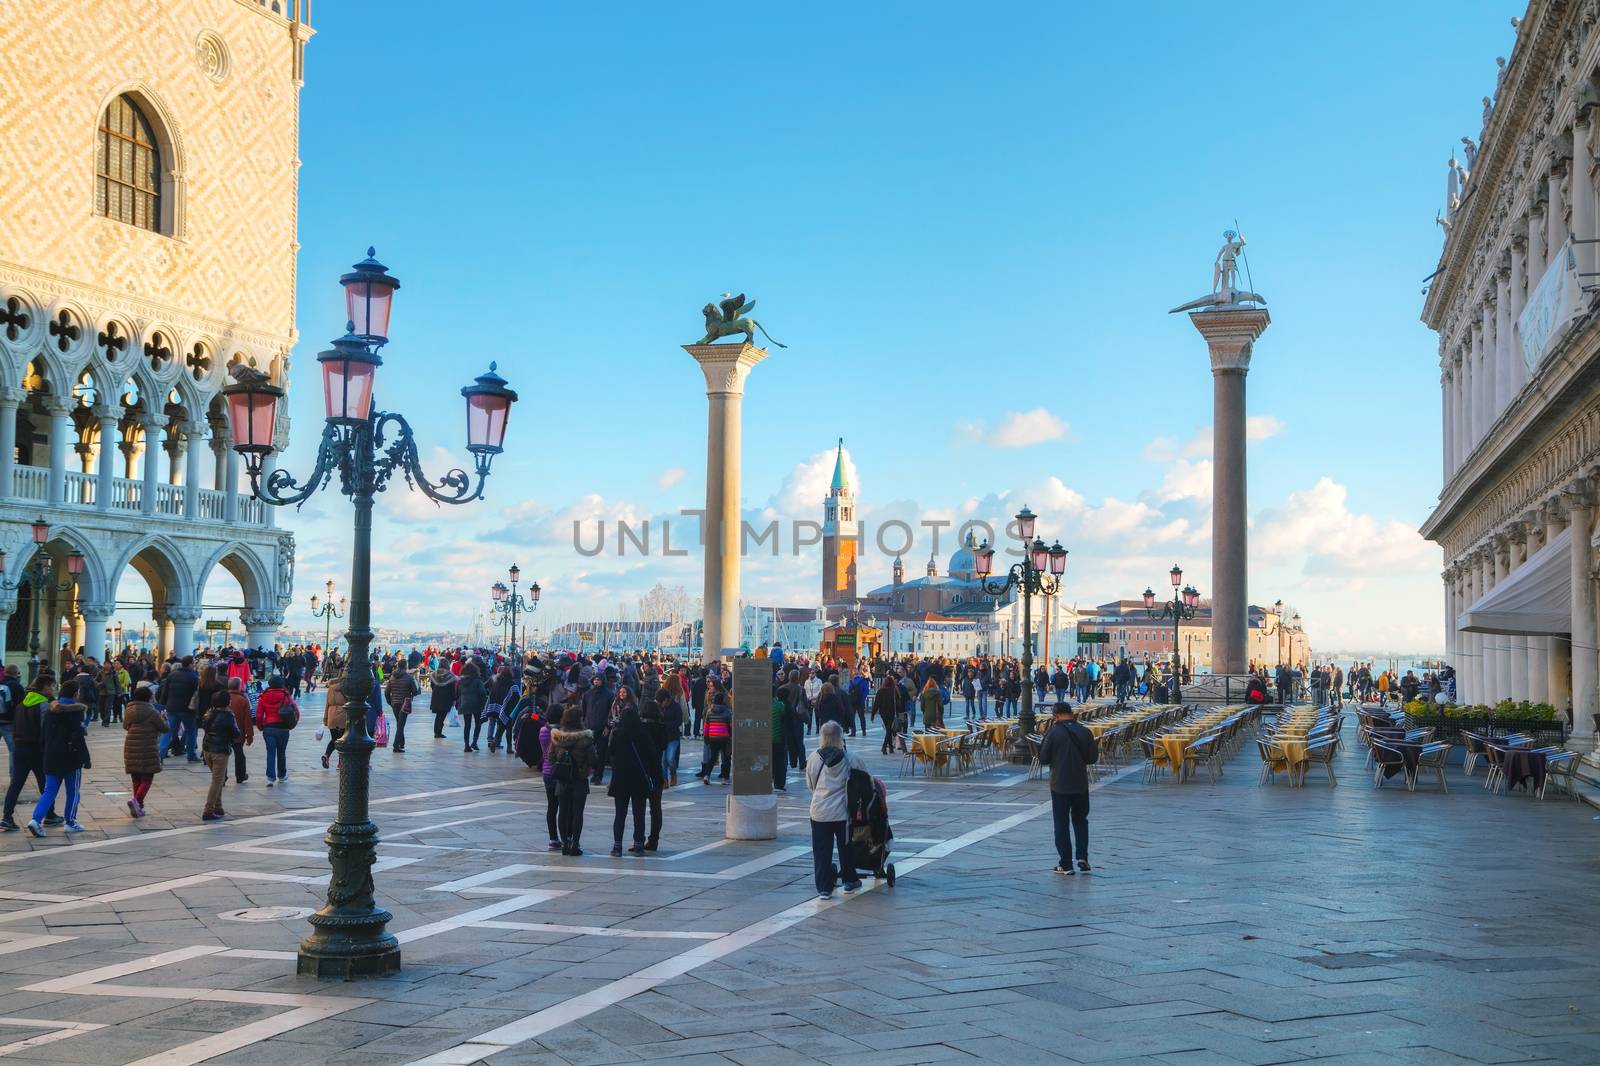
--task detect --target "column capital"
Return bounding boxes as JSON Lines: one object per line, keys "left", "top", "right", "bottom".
{"left": 77, "top": 602, "right": 115, "bottom": 622}
{"left": 0, "top": 386, "right": 25, "bottom": 409}
{"left": 1184, "top": 306, "right": 1271, "bottom": 374}
{"left": 1508, "top": 521, "right": 1529, "bottom": 545}
{"left": 1562, "top": 477, "right": 1596, "bottom": 506}
{"left": 165, "top": 607, "right": 203, "bottom": 624}
{"left": 90, "top": 403, "right": 119, "bottom": 423}
{"left": 182, "top": 421, "right": 208, "bottom": 440}
{"left": 683, "top": 341, "right": 770, "bottom": 396}
{"left": 40, "top": 397, "right": 71, "bottom": 418}
{"left": 241, "top": 609, "right": 284, "bottom": 629}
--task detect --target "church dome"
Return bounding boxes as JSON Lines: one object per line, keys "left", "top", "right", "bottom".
{"left": 947, "top": 530, "right": 979, "bottom": 577}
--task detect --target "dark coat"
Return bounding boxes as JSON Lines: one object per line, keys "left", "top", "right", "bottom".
{"left": 429, "top": 672, "right": 456, "bottom": 712}
{"left": 122, "top": 700, "right": 168, "bottom": 775}
{"left": 164, "top": 668, "right": 200, "bottom": 714}
{"left": 815, "top": 691, "right": 847, "bottom": 730}
{"left": 548, "top": 728, "right": 595, "bottom": 785}
{"left": 1037, "top": 719, "right": 1098, "bottom": 795}
{"left": 456, "top": 674, "right": 488, "bottom": 716}
{"left": 41, "top": 701, "right": 91, "bottom": 777}
{"left": 606, "top": 716, "right": 662, "bottom": 799}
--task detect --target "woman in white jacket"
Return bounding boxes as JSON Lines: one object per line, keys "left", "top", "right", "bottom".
{"left": 805, "top": 721, "right": 868, "bottom": 900}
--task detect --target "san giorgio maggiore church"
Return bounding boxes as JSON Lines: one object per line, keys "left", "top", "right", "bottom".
{"left": 741, "top": 441, "right": 1081, "bottom": 659}
{"left": 0, "top": 0, "right": 307, "bottom": 668}
{"left": 1426, "top": 0, "right": 1600, "bottom": 760}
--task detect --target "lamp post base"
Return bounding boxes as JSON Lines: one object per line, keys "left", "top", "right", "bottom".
{"left": 297, "top": 911, "right": 400, "bottom": 979}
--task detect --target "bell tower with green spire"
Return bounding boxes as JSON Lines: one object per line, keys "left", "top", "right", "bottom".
{"left": 821, "top": 438, "right": 857, "bottom": 611}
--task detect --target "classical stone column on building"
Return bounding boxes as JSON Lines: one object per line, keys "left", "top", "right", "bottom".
{"left": 45, "top": 398, "right": 70, "bottom": 505}
{"left": 241, "top": 609, "right": 284, "bottom": 653}
{"left": 79, "top": 603, "right": 112, "bottom": 662}
{"left": 1509, "top": 233, "right": 1529, "bottom": 396}
{"left": 1529, "top": 202, "right": 1548, "bottom": 278}
{"left": 1564, "top": 482, "right": 1597, "bottom": 741}
{"left": 0, "top": 386, "right": 23, "bottom": 501}
{"left": 166, "top": 432, "right": 183, "bottom": 484}
{"left": 685, "top": 341, "right": 769, "bottom": 663}
{"left": 182, "top": 423, "right": 204, "bottom": 519}
{"left": 1468, "top": 320, "right": 1484, "bottom": 448}
{"left": 1481, "top": 546, "right": 1501, "bottom": 702}
{"left": 140, "top": 414, "right": 162, "bottom": 515}
{"left": 153, "top": 614, "right": 174, "bottom": 661}
{"left": 1507, "top": 526, "right": 1530, "bottom": 700}
{"left": 1494, "top": 268, "right": 1512, "bottom": 419}
{"left": 94, "top": 404, "right": 117, "bottom": 511}
{"left": 1467, "top": 553, "right": 1487, "bottom": 703}
{"left": 223, "top": 440, "right": 240, "bottom": 524}
{"left": 167, "top": 607, "right": 201, "bottom": 657}
{"left": 260, "top": 451, "right": 278, "bottom": 527}
{"left": 1443, "top": 566, "right": 1458, "bottom": 675}
{"left": 1453, "top": 351, "right": 1468, "bottom": 471}
{"left": 1185, "top": 305, "right": 1269, "bottom": 678}
{"left": 1544, "top": 499, "right": 1572, "bottom": 712}
{"left": 1442, "top": 367, "right": 1455, "bottom": 481}
{"left": 1575, "top": 115, "right": 1596, "bottom": 275}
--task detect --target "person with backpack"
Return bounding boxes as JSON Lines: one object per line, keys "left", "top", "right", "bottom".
{"left": 539, "top": 702, "right": 562, "bottom": 851}
{"left": 696, "top": 690, "right": 732, "bottom": 783}
{"left": 28, "top": 681, "right": 91, "bottom": 836}
{"left": 200, "top": 691, "right": 241, "bottom": 820}
{"left": 548, "top": 705, "right": 595, "bottom": 856}
{"left": 254, "top": 675, "right": 299, "bottom": 786}
{"left": 456, "top": 661, "right": 488, "bottom": 752}
{"left": 606, "top": 704, "right": 662, "bottom": 856}
{"left": 383, "top": 663, "right": 419, "bottom": 754}
{"left": 1038, "top": 703, "right": 1099, "bottom": 874}
{"left": 806, "top": 721, "right": 868, "bottom": 900}
{"left": 2, "top": 676, "right": 57, "bottom": 831}
{"left": 428, "top": 664, "right": 456, "bottom": 738}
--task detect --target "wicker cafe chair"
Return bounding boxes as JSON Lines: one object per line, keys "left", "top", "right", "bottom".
{"left": 1412, "top": 742, "right": 1451, "bottom": 793}
{"left": 1256, "top": 737, "right": 1289, "bottom": 786}
{"left": 1300, "top": 736, "right": 1339, "bottom": 787}
{"left": 1541, "top": 750, "right": 1581, "bottom": 800}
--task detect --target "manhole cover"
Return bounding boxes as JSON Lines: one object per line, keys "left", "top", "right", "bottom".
{"left": 219, "top": 906, "right": 314, "bottom": 923}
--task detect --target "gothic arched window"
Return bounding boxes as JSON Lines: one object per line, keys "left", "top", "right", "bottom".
{"left": 97, "top": 95, "right": 162, "bottom": 231}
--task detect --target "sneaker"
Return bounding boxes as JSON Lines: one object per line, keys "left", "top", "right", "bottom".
{"left": 1076, "top": 860, "right": 1092, "bottom": 873}
{"left": 0, "top": 818, "right": 17, "bottom": 832}
{"left": 775, "top": 785, "right": 787, "bottom": 792}
{"left": 842, "top": 881, "right": 862, "bottom": 893}
{"left": 548, "top": 839, "right": 562, "bottom": 851}
{"left": 266, "top": 780, "right": 275, "bottom": 787}
{"left": 569, "top": 847, "right": 583, "bottom": 857}
{"left": 202, "top": 812, "right": 221, "bottom": 821}
{"left": 643, "top": 839, "right": 658, "bottom": 853}
{"left": 42, "top": 814, "right": 63, "bottom": 827}
{"left": 64, "top": 821, "right": 86, "bottom": 833}
{"left": 817, "top": 892, "right": 833, "bottom": 901}
{"left": 321, "top": 754, "right": 330, "bottom": 768}
{"left": 628, "top": 843, "right": 645, "bottom": 856}
{"left": 1054, "top": 863, "right": 1075, "bottom": 875}
{"left": 127, "top": 800, "right": 139, "bottom": 818}
{"left": 610, "top": 844, "right": 623, "bottom": 857}
{"left": 26, "top": 820, "right": 45, "bottom": 837}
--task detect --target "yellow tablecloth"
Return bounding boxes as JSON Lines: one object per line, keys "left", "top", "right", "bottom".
{"left": 1276, "top": 737, "right": 1308, "bottom": 768}
{"left": 1153, "top": 734, "right": 1189, "bottom": 768}
{"left": 910, "top": 733, "right": 940, "bottom": 759}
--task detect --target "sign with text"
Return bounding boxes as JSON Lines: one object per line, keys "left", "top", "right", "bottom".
{"left": 1519, "top": 239, "right": 1581, "bottom": 374}
{"left": 729, "top": 658, "right": 773, "bottom": 797}
{"left": 205, "top": 620, "right": 232, "bottom": 631}
{"left": 1077, "top": 630, "right": 1109, "bottom": 644}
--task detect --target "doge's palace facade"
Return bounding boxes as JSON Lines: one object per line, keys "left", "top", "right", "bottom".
{"left": 0, "top": 0, "right": 311, "bottom": 665}
{"left": 1423, "top": 0, "right": 1600, "bottom": 753}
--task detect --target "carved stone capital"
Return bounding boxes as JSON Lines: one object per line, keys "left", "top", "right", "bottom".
{"left": 240, "top": 610, "right": 284, "bottom": 629}
{"left": 165, "top": 607, "right": 203, "bottom": 624}
{"left": 0, "top": 386, "right": 25, "bottom": 409}
{"left": 683, "top": 342, "right": 770, "bottom": 396}
{"left": 1184, "top": 306, "right": 1271, "bottom": 375}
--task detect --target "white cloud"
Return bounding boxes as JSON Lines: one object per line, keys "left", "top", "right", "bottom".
{"left": 1246, "top": 415, "right": 1285, "bottom": 442}
{"left": 1255, "top": 477, "right": 1434, "bottom": 578}
{"left": 955, "top": 409, "right": 1074, "bottom": 449}
{"left": 771, "top": 446, "right": 858, "bottom": 517}
{"left": 1154, "top": 458, "right": 1212, "bottom": 503}
{"left": 657, "top": 467, "right": 687, "bottom": 490}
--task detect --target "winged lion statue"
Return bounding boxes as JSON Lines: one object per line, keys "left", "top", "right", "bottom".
{"left": 698, "top": 293, "right": 787, "bottom": 348}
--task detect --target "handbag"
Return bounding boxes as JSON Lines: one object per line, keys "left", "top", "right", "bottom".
{"left": 374, "top": 713, "right": 390, "bottom": 748}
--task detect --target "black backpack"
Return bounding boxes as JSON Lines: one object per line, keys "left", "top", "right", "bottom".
{"left": 553, "top": 746, "right": 578, "bottom": 786}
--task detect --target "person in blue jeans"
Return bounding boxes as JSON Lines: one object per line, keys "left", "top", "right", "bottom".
{"left": 805, "top": 723, "right": 867, "bottom": 900}
{"left": 253, "top": 675, "right": 298, "bottom": 785}
{"left": 28, "top": 687, "right": 91, "bottom": 836}
{"left": 162, "top": 657, "right": 202, "bottom": 762}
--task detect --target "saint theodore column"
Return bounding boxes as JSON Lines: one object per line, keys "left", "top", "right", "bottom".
{"left": 685, "top": 296, "right": 776, "bottom": 662}
{"left": 1171, "top": 232, "right": 1270, "bottom": 691}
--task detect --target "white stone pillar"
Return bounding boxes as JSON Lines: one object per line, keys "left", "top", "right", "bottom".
{"left": 1484, "top": 548, "right": 1503, "bottom": 702}
{"left": 1442, "top": 367, "right": 1455, "bottom": 480}
{"left": 1546, "top": 501, "right": 1572, "bottom": 713}
{"left": 223, "top": 437, "right": 239, "bottom": 524}
{"left": 0, "top": 386, "right": 23, "bottom": 501}
{"left": 1529, "top": 204, "right": 1548, "bottom": 279}
{"left": 1444, "top": 567, "right": 1458, "bottom": 676}
{"left": 1577, "top": 116, "right": 1597, "bottom": 275}
{"left": 260, "top": 452, "right": 277, "bottom": 527}
{"left": 241, "top": 610, "right": 283, "bottom": 653}
{"left": 1549, "top": 162, "right": 1567, "bottom": 259}
{"left": 1469, "top": 321, "right": 1485, "bottom": 448}
{"left": 45, "top": 398, "right": 70, "bottom": 504}
{"left": 685, "top": 342, "right": 770, "bottom": 663}
{"left": 1508, "top": 528, "right": 1530, "bottom": 700}
{"left": 1564, "top": 483, "right": 1597, "bottom": 741}
{"left": 1509, "top": 234, "right": 1528, "bottom": 397}
{"left": 1525, "top": 513, "right": 1551, "bottom": 705}
{"left": 79, "top": 603, "right": 112, "bottom": 663}
{"left": 211, "top": 437, "right": 227, "bottom": 492}
{"left": 168, "top": 608, "right": 201, "bottom": 657}
{"left": 1494, "top": 270, "right": 1512, "bottom": 419}
{"left": 182, "top": 423, "right": 204, "bottom": 519}
{"left": 94, "top": 405, "right": 117, "bottom": 511}
{"left": 140, "top": 416, "right": 162, "bottom": 515}
{"left": 1453, "top": 351, "right": 1468, "bottom": 470}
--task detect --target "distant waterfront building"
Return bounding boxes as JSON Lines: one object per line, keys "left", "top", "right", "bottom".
{"left": 1079, "top": 600, "right": 1313, "bottom": 672}
{"left": 546, "top": 621, "right": 686, "bottom": 654}
{"left": 740, "top": 605, "right": 824, "bottom": 654}
{"left": 0, "top": 2, "right": 311, "bottom": 667}
{"left": 1421, "top": 1, "right": 1600, "bottom": 753}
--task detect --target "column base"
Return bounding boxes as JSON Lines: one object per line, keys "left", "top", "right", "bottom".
{"left": 296, "top": 925, "right": 401, "bottom": 980}
{"left": 725, "top": 794, "right": 777, "bottom": 840}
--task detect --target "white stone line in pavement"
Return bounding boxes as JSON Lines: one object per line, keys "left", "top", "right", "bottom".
{"left": 395, "top": 891, "right": 569, "bottom": 945}
{"left": 0, "top": 933, "right": 76, "bottom": 955}
{"left": 431, "top": 844, "right": 810, "bottom": 891}
{"left": 0, "top": 777, "right": 539, "bottom": 866}
{"left": 660, "top": 837, "right": 730, "bottom": 862}
{"left": 0, "top": 1016, "right": 106, "bottom": 1057}
{"left": 406, "top": 755, "right": 1142, "bottom": 1066}
{"left": 0, "top": 890, "right": 80, "bottom": 903}
{"left": 21, "top": 944, "right": 372, "bottom": 1066}
{"left": 474, "top": 919, "right": 722, "bottom": 941}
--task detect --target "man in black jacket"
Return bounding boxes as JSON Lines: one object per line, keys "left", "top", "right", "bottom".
{"left": 582, "top": 672, "right": 615, "bottom": 784}
{"left": 1037, "top": 703, "right": 1098, "bottom": 874}
{"left": 163, "top": 657, "right": 202, "bottom": 762}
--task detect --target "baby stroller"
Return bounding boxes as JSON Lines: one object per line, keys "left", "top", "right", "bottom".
{"left": 842, "top": 769, "right": 895, "bottom": 886}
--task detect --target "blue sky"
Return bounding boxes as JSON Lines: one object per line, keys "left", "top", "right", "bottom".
{"left": 218, "top": 1, "right": 1517, "bottom": 652}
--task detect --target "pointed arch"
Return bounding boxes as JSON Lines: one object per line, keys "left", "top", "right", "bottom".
{"left": 197, "top": 541, "right": 273, "bottom": 613}
{"left": 111, "top": 535, "right": 197, "bottom": 613}
{"left": 93, "top": 83, "right": 185, "bottom": 237}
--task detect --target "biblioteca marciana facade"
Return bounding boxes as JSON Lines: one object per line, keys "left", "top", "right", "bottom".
{"left": 1423, "top": 0, "right": 1600, "bottom": 756}
{"left": 0, "top": 0, "right": 310, "bottom": 669}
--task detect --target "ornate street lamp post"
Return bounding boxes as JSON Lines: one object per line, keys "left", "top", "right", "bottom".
{"left": 224, "top": 248, "right": 517, "bottom": 979}
{"left": 311, "top": 579, "right": 346, "bottom": 659}
{"left": 1142, "top": 564, "right": 1201, "bottom": 700}
{"left": 0, "top": 518, "right": 84, "bottom": 682}
{"left": 975, "top": 506, "right": 1068, "bottom": 736}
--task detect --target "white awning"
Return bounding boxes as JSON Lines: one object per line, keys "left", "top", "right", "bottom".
{"left": 1457, "top": 526, "right": 1571, "bottom": 636}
